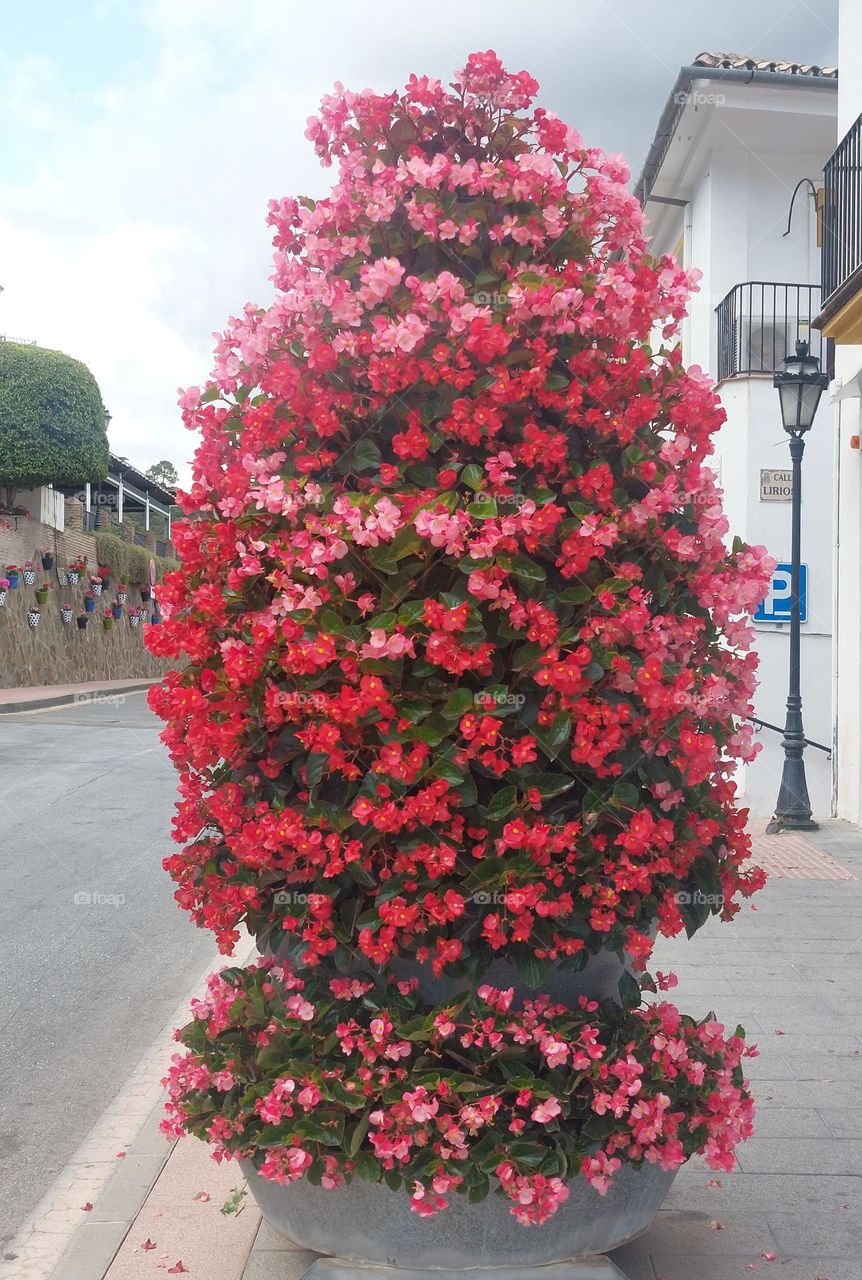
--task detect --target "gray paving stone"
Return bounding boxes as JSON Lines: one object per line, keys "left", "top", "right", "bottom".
{"left": 48, "top": 1220, "right": 129, "bottom": 1280}
{"left": 607, "top": 1240, "right": 655, "bottom": 1280}
{"left": 665, "top": 1169, "right": 862, "bottom": 1213}
{"left": 817, "top": 1107, "right": 862, "bottom": 1136}
{"left": 632, "top": 1210, "right": 777, "bottom": 1256}
{"left": 648, "top": 1257, "right": 860, "bottom": 1280}
{"left": 123, "top": 1100, "right": 173, "bottom": 1158}
{"left": 301, "top": 1264, "right": 639, "bottom": 1280}
{"left": 767, "top": 1209, "right": 862, "bottom": 1256}
{"left": 89, "top": 1153, "right": 166, "bottom": 1222}
{"left": 242, "top": 1250, "right": 320, "bottom": 1280}
{"left": 253, "top": 1220, "right": 312, "bottom": 1251}
{"left": 747, "top": 1107, "right": 831, "bottom": 1137}
{"left": 735, "top": 1137, "right": 862, "bottom": 1175}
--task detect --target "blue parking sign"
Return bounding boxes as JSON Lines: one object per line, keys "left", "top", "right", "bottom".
{"left": 754, "top": 562, "right": 807, "bottom": 623}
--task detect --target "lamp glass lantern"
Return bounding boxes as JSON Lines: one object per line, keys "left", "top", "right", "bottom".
{"left": 773, "top": 340, "right": 828, "bottom": 434}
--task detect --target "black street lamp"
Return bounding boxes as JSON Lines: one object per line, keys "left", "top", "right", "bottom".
{"left": 766, "top": 340, "right": 828, "bottom": 833}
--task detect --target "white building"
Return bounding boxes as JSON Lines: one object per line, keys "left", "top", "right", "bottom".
{"left": 815, "top": 1, "right": 862, "bottom": 824}
{"left": 635, "top": 52, "right": 838, "bottom": 818}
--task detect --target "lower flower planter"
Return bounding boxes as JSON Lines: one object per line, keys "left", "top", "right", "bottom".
{"left": 242, "top": 1159, "right": 675, "bottom": 1276}
{"left": 248, "top": 938, "right": 667, "bottom": 1277}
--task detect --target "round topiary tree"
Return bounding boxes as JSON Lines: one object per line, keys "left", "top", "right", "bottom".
{"left": 0, "top": 340, "right": 109, "bottom": 508}
{"left": 150, "top": 53, "right": 771, "bottom": 1255}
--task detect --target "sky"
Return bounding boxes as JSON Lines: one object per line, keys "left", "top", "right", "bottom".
{"left": 0, "top": 0, "right": 838, "bottom": 484}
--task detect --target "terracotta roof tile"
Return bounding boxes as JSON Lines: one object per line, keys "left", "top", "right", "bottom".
{"left": 693, "top": 51, "right": 837, "bottom": 79}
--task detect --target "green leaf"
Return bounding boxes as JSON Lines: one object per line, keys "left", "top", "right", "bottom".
{"left": 305, "top": 753, "right": 326, "bottom": 787}
{"left": 515, "top": 953, "right": 547, "bottom": 990}
{"left": 485, "top": 785, "right": 517, "bottom": 822}
{"left": 612, "top": 782, "right": 640, "bottom": 808}
{"left": 461, "top": 463, "right": 485, "bottom": 491}
{"left": 337, "top": 438, "right": 381, "bottom": 474}
{"left": 529, "top": 773, "right": 577, "bottom": 800}
{"left": 501, "top": 555, "right": 547, "bottom": 585}
{"left": 347, "top": 1109, "right": 371, "bottom": 1157}
{"left": 534, "top": 713, "right": 572, "bottom": 760}
{"left": 467, "top": 497, "right": 498, "bottom": 519}
{"left": 441, "top": 688, "right": 474, "bottom": 720}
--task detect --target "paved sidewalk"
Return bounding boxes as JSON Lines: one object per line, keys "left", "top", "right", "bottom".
{"left": 0, "top": 679, "right": 157, "bottom": 713}
{"left": 44, "top": 819, "right": 862, "bottom": 1280}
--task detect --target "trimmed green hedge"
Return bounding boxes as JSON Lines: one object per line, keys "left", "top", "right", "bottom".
{"left": 0, "top": 342, "right": 109, "bottom": 495}
{"left": 94, "top": 532, "right": 179, "bottom": 585}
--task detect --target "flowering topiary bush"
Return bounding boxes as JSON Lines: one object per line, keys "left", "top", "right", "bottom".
{"left": 150, "top": 51, "right": 771, "bottom": 1221}
{"left": 164, "top": 961, "right": 755, "bottom": 1222}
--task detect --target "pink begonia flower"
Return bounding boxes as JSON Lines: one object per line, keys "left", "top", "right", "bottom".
{"left": 360, "top": 629, "right": 415, "bottom": 660}
{"left": 531, "top": 1097, "right": 562, "bottom": 1124}
{"left": 177, "top": 385, "right": 201, "bottom": 411}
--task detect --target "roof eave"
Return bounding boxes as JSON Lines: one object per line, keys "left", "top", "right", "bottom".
{"left": 634, "top": 63, "right": 838, "bottom": 206}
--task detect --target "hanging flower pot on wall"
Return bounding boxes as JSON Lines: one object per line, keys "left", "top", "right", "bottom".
{"left": 6, "top": 568, "right": 20, "bottom": 589}
{"left": 116, "top": 584, "right": 128, "bottom": 604}
{"left": 35, "top": 585, "right": 50, "bottom": 605}
{"left": 22, "top": 566, "right": 36, "bottom": 586}
{"left": 67, "top": 569, "right": 81, "bottom": 586}
{"left": 27, "top": 608, "right": 41, "bottom": 628}
{"left": 102, "top": 614, "right": 114, "bottom": 631}
{"left": 90, "top": 577, "right": 103, "bottom": 597}
{"left": 84, "top": 594, "right": 96, "bottom": 614}
{"left": 140, "top": 585, "right": 151, "bottom": 602}
{"left": 111, "top": 603, "right": 123, "bottom": 620}
{"left": 0, "top": 579, "right": 8, "bottom": 606}
{"left": 76, "top": 613, "right": 88, "bottom": 630}
{"left": 41, "top": 551, "right": 54, "bottom": 571}
{"left": 60, "top": 605, "right": 73, "bottom": 624}
{"left": 129, "top": 612, "right": 140, "bottom": 628}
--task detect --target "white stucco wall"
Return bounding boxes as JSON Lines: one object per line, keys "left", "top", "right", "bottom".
{"left": 832, "top": 0, "right": 862, "bottom": 822}
{"left": 690, "top": 151, "right": 833, "bottom": 815}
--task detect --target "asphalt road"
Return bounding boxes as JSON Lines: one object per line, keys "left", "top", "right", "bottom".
{"left": 0, "top": 692, "right": 223, "bottom": 1252}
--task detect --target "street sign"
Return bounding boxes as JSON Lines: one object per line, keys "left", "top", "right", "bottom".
{"left": 760, "top": 468, "right": 792, "bottom": 501}
{"left": 754, "top": 562, "right": 808, "bottom": 623}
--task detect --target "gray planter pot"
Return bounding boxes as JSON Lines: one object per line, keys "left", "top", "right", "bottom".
{"left": 242, "top": 1159, "right": 674, "bottom": 1272}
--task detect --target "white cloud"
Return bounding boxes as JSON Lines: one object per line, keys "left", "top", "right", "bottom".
{"left": 0, "top": 0, "right": 837, "bottom": 484}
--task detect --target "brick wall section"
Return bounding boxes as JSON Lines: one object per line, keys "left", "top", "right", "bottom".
{"left": 0, "top": 577, "right": 170, "bottom": 688}
{"left": 0, "top": 501, "right": 172, "bottom": 689}
{"left": 0, "top": 504, "right": 96, "bottom": 575}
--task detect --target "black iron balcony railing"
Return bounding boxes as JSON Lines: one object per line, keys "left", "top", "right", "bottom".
{"left": 716, "top": 282, "right": 831, "bottom": 382}
{"left": 822, "top": 112, "right": 862, "bottom": 305}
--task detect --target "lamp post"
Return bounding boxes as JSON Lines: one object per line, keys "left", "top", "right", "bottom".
{"left": 766, "top": 340, "right": 828, "bottom": 833}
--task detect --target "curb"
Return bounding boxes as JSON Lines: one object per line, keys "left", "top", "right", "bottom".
{"left": 0, "top": 937, "right": 256, "bottom": 1280}
{"left": 0, "top": 682, "right": 157, "bottom": 714}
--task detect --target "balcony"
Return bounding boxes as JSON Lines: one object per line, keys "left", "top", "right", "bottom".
{"left": 716, "top": 282, "right": 831, "bottom": 382}
{"left": 816, "top": 112, "right": 862, "bottom": 343}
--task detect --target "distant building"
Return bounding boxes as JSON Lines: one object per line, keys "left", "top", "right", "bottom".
{"left": 636, "top": 52, "right": 838, "bottom": 817}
